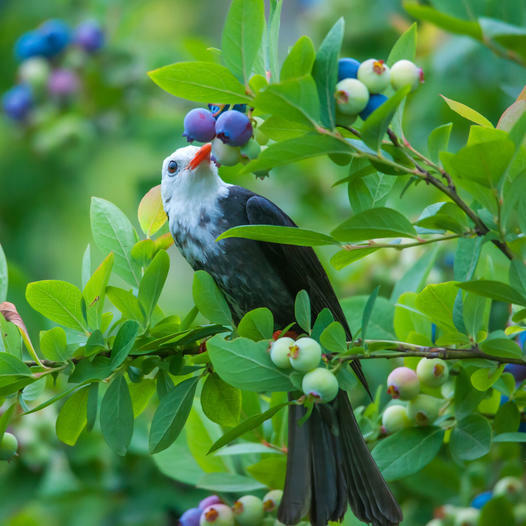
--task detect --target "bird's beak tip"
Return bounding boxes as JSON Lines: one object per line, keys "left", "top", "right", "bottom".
{"left": 188, "top": 143, "right": 212, "bottom": 170}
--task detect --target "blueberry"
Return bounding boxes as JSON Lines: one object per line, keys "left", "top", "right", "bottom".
{"left": 39, "top": 19, "right": 71, "bottom": 56}
{"left": 390, "top": 59, "right": 423, "bottom": 92}
{"left": 0, "top": 432, "right": 18, "bottom": 460}
{"left": 215, "top": 110, "right": 253, "bottom": 146}
{"left": 18, "top": 58, "right": 50, "bottom": 92}
{"left": 302, "top": 367, "right": 339, "bottom": 402}
{"left": 335, "top": 78, "right": 369, "bottom": 116}
{"left": 381, "top": 404, "right": 411, "bottom": 434}
{"left": 270, "top": 337, "right": 294, "bottom": 369}
{"left": 387, "top": 367, "right": 420, "bottom": 400}
{"left": 263, "top": 490, "right": 283, "bottom": 513}
{"left": 408, "top": 394, "right": 441, "bottom": 425}
{"left": 338, "top": 58, "right": 361, "bottom": 81}
{"left": 493, "top": 476, "right": 524, "bottom": 504}
{"left": 416, "top": 358, "right": 449, "bottom": 388}
{"left": 232, "top": 496, "right": 264, "bottom": 526}
{"left": 199, "top": 504, "right": 234, "bottom": 525}
{"left": 2, "top": 84, "right": 33, "bottom": 121}
{"left": 48, "top": 69, "right": 79, "bottom": 96}
{"left": 180, "top": 508, "right": 202, "bottom": 526}
{"left": 453, "top": 508, "right": 479, "bottom": 526}
{"left": 14, "top": 31, "right": 51, "bottom": 60}
{"left": 504, "top": 364, "right": 526, "bottom": 383}
{"left": 288, "top": 337, "right": 322, "bottom": 372}
{"left": 183, "top": 108, "right": 217, "bottom": 143}
{"left": 470, "top": 491, "right": 492, "bottom": 509}
{"left": 359, "top": 93, "right": 388, "bottom": 120}
{"left": 519, "top": 330, "right": 526, "bottom": 350}
{"left": 211, "top": 138, "right": 241, "bottom": 166}
{"left": 199, "top": 496, "right": 223, "bottom": 511}
{"left": 357, "top": 59, "right": 390, "bottom": 94}
{"left": 74, "top": 20, "right": 105, "bottom": 53}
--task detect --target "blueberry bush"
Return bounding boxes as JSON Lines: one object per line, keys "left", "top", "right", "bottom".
{"left": 1, "top": 1, "right": 526, "bottom": 525}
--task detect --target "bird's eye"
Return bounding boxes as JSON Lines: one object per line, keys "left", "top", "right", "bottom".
{"left": 167, "top": 160, "right": 178, "bottom": 175}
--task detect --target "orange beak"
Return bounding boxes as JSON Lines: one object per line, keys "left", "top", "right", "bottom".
{"left": 188, "top": 143, "right": 212, "bottom": 170}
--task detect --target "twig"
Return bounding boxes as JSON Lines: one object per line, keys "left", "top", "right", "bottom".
{"left": 343, "top": 233, "right": 464, "bottom": 251}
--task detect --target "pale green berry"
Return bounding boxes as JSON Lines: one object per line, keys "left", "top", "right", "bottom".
{"left": 426, "top": 520, "right": 444, "bottom": 526}
{"left": 382, "top": 404, "right": 411, "bottom": 434}
{"left": 302, "top": 367, "right": 339, "bottom": 403}
{"left": 357, "top": 59, "right": 390, "bottom": 93}
{"left": 263, "top": 489, "right": 283, "bottom": 513}
{"left": 387, "top": 367, "right": 420, "bottom": 400}
{"left": 453, "top": 508, "right": 479, "bottom": 526}
{"left": 270, "top": 338, "right": 294, "bottom": 369}
{"left": 0, "top": 432, "right": 18, "bottom": 461}
{"left": 232, "top": 495, "right": 264, "bottom": 526}
{"left": 241, "top": 138, "right": 261, "bottom": 160}
{"left": 289, "top": 337, "right": 322, "bottom": 372}
{"left": 408, "top": 394, "right": 441, "bottom": 425}
{"left": 417, "top": 358, "right": 449, "bottom": 388}
{"left": 335, "top": 78, "right": 369, "bottom": 115}
{"left": 211, "top": 138, "right": 241, "bottom": 166}
{"left": 335, "top": 108, "right": 357, "bottom": 127}
{"left": 200, "top": 504, "right": 234, "bottom": 525}
{"left": 390, "top": 59, "right": 423, "bottom": 92}
{"left": 493, "top": 476, "right": 524, "bottom": 504}
{"left": 18, "top": 57, "right": 50, "bottom": 93}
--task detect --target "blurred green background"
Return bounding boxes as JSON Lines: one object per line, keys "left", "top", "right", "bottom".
{"left": 0, "top": 0, "right": 523, "bottom": 524}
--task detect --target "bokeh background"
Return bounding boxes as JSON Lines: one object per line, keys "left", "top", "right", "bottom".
{"left": 0, "top": 0, "right": 523, "bottom": 524}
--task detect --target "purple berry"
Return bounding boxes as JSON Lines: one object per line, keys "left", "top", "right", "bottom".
{"left": 48, "top": 69, "right": 79, "bottom": 96}
{"left": 38, "top": 19, "right": 71, "bottom": 56}
{"left": 199, "top": 496, "right": 223, "bottom": 511}
{"left": 180, "top": 508, "right": 202, "bottom": 526}
{"left": 14, "top": 31, "right": 51, "bottom": 60}
{"left": 471, "top": 491, "right": 492, "bottom": 509}
{"left": 74, "top": 20, "right": 105, "bottom": 53}
{"left": 215, "top": 110, "right": 253, "bottom": 146}
{"left": 338, "top": 58, "right": 361, "bottom": 81}
{"left": 183, "top": 108, "right": 217, "bottom": 143}
{"left": 2, "top": 84, "right": 33, "bottom": 121}
{"left": 359, "top": 93, "right": 388, "bottom": 120}
{"left": 504, "top": 364, "right": 526, "bottom": 383}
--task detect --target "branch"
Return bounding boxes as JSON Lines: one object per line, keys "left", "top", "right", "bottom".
{"left": 343, "top": 233, "right": 464, "bottom": 251}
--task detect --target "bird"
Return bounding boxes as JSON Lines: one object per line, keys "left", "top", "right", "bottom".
{"left": 161, "top": 142, "right": 403, "bottom": 526}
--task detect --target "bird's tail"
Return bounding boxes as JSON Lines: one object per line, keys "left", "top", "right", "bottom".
{"left": 278, "top": 391, "right": 403, "bottom": 526}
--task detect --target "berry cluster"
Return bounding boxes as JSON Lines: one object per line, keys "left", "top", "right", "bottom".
{"left": 270, "top": 336, "right": 339, "bottom": 403}
{"left": 335, "top": 57, "right": 423, "bottom": 125}
{"left": 178, "top": 490, "right": 292, "bottom": 526}
{"left": 382, "top": 358, "right": 449, "bottom": 433}
{"left": 183, "top": 105, "right": 268, "bottom": 167}
{"left": 2, "top": 19, "right": 104, "bottom": 123}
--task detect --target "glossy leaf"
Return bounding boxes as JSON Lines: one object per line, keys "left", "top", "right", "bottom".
{"left": 440, "top": 95, "right": 493, "bottom": 128}
{"left": 237, "top": 308, "right": 274, "bottom": 341}
{"left": 56, "top": 386, "right": 90, "bottom": 446}
{"left": 450, "top": 414, "right": 491, "bottom": 460}
{"left": 138, "top": 250, "right": 170, "bottom": 323}
{"left": 40, "top": 327, "right": 71, "bottom": 362}
{"left": 83, "top": 252, "right": 114, "bottom": 330}
{"left": 192, "top": 270, "right": 232, "bottom": 326}
{"left": 457, "top": 280, "right": 526, "bottom": 307}
{"left": 387, "top": 23, "right": 417, "bottom": 65}
{"left": 295, "top": 289, "right": 311, "bottom": 333}
{"left": 106, "top": 286, "right": 145, "bottom": 325}
{"left": 111, "top": 320, "right": 139, "bottom": 368}
{"left": 138, "top": 185, "right": 167, "bottom": 237}
{"left": 280, "top": 36, "right": 316, "bottom": 80}
{"left": 320, "top": 321, "right": 347, "bottom": 353}
{"left": 201, "top": 373, "right": 242, "bottom": 427}
{"left": 428, "top": 123, "right": 453, "bottom": 164}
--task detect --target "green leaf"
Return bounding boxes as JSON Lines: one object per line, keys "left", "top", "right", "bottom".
{"left": 129, "top": 378, "right": 155, "bottom": 418}
{"left": 149, "top": 376, "right": 199, "bottom": 454}
{"left": 493, "top": 432, "right": 526, "bottom": 443}
{"left": 415, "top": 202, "right": 469, "bottom": 234}
{"left": 480, "top": 336, "right": 523, "bottom": 359}
{"left": 237, "top": 308, "right": 274, "bottom": 341}
{"left": 331, "top": 207, "right": 417, "bottom": 242}
{"left": 348, "top": 172, "right": 396, "bottom": 214}
{"left": 197, "top": 473, "right": 266, "bottom": 492}
{"left": 312, "top": 18, "right": 344, "bottom": 129}
{"left": 416, "top": 282, "right": 458, "bottom": 332}
{"left": 192, "top": 270, "right": 232, "bottom": 326}
{"left": 0, "top": 244, "right": 7, "bottom": 303}
{"left": 217, "top": 224, "right": 338, "bottom": 247}
{"left": 111, "top": 320, "right": 139, "bottom": 368}
{"left": 253, "top": 76, "right": 320, "bottom": 127}
{"left": 471, "top": 366, "right": 504, "bottom": 391}
{"left": 403, "top": 2, "right": 482, "bottom": 40}
{"left": 55, "top": 386, "right": 90, "bottom": 446}
{"left": 479, "top": 17, "right": 526, "bottom": 62}
{"left": 208, "top": 401, "right": 290, "bottom": 453}
{"left": 450, "top": 414, "right": 491, "bottom": 460}
{"left": 90, "top": 197, "right": 141, "bottom": 287}
{"left": 221, "top": 0, "right": 265, "bottom": 85}
{"left": 387, "top": 23, "right": 417, "bottom": 65}
{"left": 479, "top": 495, "right": 515, "bottom": 526}
{"left": 372, "top": 426, "right": 444, "bottom": 481}
{"left": 320, "top": 321, "right": 347, "bottom": 353}
{"left": 201, "top": 373, "right": 242, "bottom": 427}
{"left": 81, "top": 244, "right": 91, "bottom": 289}
{"left": 83, "top": 252, "right": 114, "bottom": 330}
{"left": 247, "top": 455, "right": 287, "bottom": 490}
{"left": 26, "top": 280, "right": 87, "bottom": 332}
{"left": 361, "top": 85, "right": 411, "bottom": 151}
{"left": 0, "top": 404, "right": 15, "bottom": 439}
{"left": 106, "top": 286, "right": 145, "bottom": 325}
{"left": 138, "top": 250, "right": 170, "bottom": 324}
{"left": 330, "top": 247, "right": 378, "bottom": 269}
{"left": 463, "top": 293, "right": 490, "bottom": 340}
{"left": 295, "top": 289, "right": 311, "bottom": 333}
{"left": 440, "top": 95, "right": 493, "bottom": 128}
{"left": 86, "top": 382, "right": 98, "bottom": 432}
{"left": 100, "top": 375, "right": 134, "bottom": 456}
{"left": 454, "top": 237, "right": 483, "bottom": 282}
{"left": 362, "top": 286, "right": 379, "bottom": 342}
{"left": 457, "top": 280, "right": 526, "bottom": 307}
{"left": 40, "top": 327, "right": 71, "bottom": 362}
{"left": 281, "top": 36, "right": 316, "bottom": 80}
{"left": 148, "top": 62, "right": 251, "bottom": 103}
{"left": 207, "top": 335, "right": 295, "bottom": 392}
{"left": 258, "top": 115, "right": 313, "bottom": 141}
{"left": 428, "top": 123, "right": 453, "bottom": 164}
{"left": 510, "top": 259, "right": 526, "bottom": 297}
{"left": 494, "top": 401, "right": 520, "bottom": 435}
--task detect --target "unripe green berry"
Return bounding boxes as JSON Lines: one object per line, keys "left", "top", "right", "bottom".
{"left": 0, "top": 432, "right": 18, "bottom": 460}
{"left": 335, "top": 108, "right": 357, "bottom": 127}
{"left": 302, "top": 367, "right": 339, "bottom": 403}
{"left": 493, "top": 476, "right": 524, "bottom": 504}
{"left": 232, "top": 495, "right": 264, "bottom": 526}
{"left": 211, "top": 138, "right": 241, "bottom": 166}
{"left": 408, "top": 394, "right": 441, "bottom": 426}
{"left": 241, "top": 138, "right": 261, "bottom": 160}
{"left": 289, "top": 337, "right": 321, "bottom": 372}
{"left": 200, "top": 504, "right": 234, "bottom": 526}
{"left": 357, "top": 59, "right": 390, "bottom": 94}
{"left": 335, "top": 78, "right": 369, "bottom": 115}
{"left": 453, "top": 508, "right": 479, "bottom": 526}
{"left": 382, "top": 404, "right": 411, "bottom": 434}
{"left": 417, "top": 358, "right": 449, "bottom": 388}
{"left": 263, "top": 489, "right": 283, "bottom": 513}
{"left": 390, "top": 59, "right": 423, "bottom": 92}
{"left": 270, "top": 337, "right": 294, "bottom": 369}
{"left": 426, "top": 520, "right": 444, "bottom": 526}
{"left": 18, "top": 57, "right": 50, "bottom": 93}
{"left": 514, "top": 503, "right": 526, "bottom": 525}
{"left": 387, "top": 367, "right": 420, "bottom": 400}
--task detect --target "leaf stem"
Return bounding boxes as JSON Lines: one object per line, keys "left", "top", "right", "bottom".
{"left": 342, "top": 233, "right": 464, "bottom": 251}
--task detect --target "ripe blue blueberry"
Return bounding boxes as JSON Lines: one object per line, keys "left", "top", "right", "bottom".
{"left": 199, "top": 496, "right": 223, "bottom": 511}
{"left": 338, "top": 58, "right": 361, "bottom": 81}
{"left": 357, "top": 59, "right": 390, "bottom": 94}
{"left": 387, "top": 367, "right": 420, "bottom": 400}
{"left": 39, "top": 19, "right": 71, "bottom": 56}
{"left": 48, "top": 69, "right": 79, "bottom": 96}
{"left": 470, "top": 491, "right": 492, "bottom": 509}
{"left": 74, "top": 20, "right": 105, "bottom": 53}
{"left": 215, "top": 110, "right": 253, "bottom": 146}
{"left": 2, "top": 84, "right": 33, "bottom": 121}
{"left": 14, "top": 31, "right": 51, "bottom": 60}
{"left": 335, "top": 78, "right": 369, "bottom": 115}
{"left": 302, "top": 367, "right": 339, "bottom": 403}
{"left": 180, "top": 508, "right": 202, "bottom": 526}
{"left": 232, "top": 495, "right": 264, "bottom": 526}
{"left": 199, "top": 504, "right": 234, "bottom": 525}
{"left": 359, "top": 93, "right": 388, "bottom": 120}
{"left": 504, "top": 363, "right": 526, "bottom": 383}
{"left": 211, "top": 138, "right": 241, "bottom": 166}
{"left": 183, "top": 108, "right": 217, "bottom": 143}
{"left": 289, "top": 337, "right": 322, "bottom": 372}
